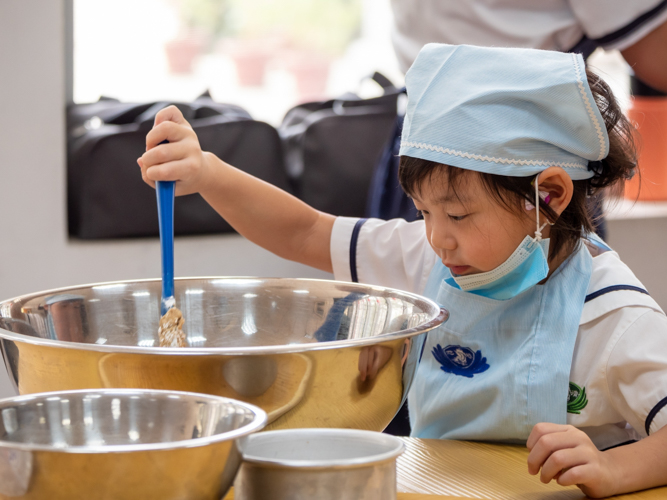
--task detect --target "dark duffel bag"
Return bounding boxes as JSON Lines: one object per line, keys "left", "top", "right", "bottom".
{"left": 279, "top": 73, "right": 401, "bottom": 217}
{"left": 67, "top": 94, "right": 289, "bottom": 239}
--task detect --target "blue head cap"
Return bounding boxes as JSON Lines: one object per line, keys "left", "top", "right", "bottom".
{"left": 399, "top": 44, "right": 610, "bottom": 180}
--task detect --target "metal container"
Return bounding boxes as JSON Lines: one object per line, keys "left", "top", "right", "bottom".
{"left": 0, "top": 277, "right": 447, "bottom": 431}
{"left": 235, "top": 428, "right": 405, "bottom": 500}
{"left": 0, "top": 388, "right": 266, "bottom": 500}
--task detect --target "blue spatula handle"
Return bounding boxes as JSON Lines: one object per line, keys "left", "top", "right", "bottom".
{"left": 157, "top": 179, "right": 175, "bottom": 316}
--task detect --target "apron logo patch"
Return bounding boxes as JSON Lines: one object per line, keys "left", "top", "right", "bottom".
{"left": 567, "top": 382, "right": 588, "bottom": 414}
{"left": 432, "top": 344, "right": 489, "bottom": 378}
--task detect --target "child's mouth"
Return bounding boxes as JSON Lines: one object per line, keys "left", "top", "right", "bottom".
{"left": 446, "top": 264, "right": 471, "bottom": 275}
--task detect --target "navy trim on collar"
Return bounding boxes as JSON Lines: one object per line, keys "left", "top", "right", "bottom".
{"left": 349, "top": 218, "right": 368, "bottom": 283}
{"left": 584, "top": 285, "right": 650, "bottom": 304}
{"left": 601, "top": 439, "right": 637, "bottom": 451}
{"left": 568, "top": 36, "right": 599, "bottom": 59}
{"left": 646, "top": 395, "right": 667, "bottom": 435}
{"left": 595, "top": 0, "right": 667, "bottom": 46}
{"left": 571, "top": 0, "right": 667, "bottom": 54}
{"left": 568, "top": 0, "right": 667, "bottom": 57}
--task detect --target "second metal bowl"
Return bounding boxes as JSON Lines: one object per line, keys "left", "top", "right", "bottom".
{"left": 0, "top": 389, "right": 266, "bottom": 500}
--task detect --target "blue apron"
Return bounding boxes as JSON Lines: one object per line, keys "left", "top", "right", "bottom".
{"left": 409, "top": 241, "right": 593, "bottom": 441}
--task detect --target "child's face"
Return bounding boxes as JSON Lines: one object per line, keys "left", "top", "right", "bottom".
{"left": 411, "top": 170, "right": 539, "bottom": 276}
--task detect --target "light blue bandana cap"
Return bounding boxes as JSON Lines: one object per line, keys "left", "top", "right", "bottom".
{"left": 399, "top": 44, "right": 610, "bottom": 180}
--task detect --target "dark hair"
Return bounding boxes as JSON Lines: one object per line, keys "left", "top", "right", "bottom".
{"left": 398, "top": 68, "right": 638, "bottom": 260}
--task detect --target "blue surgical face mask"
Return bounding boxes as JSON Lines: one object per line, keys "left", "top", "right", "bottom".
{"left": 445, "top": 174, "right": 551, "bottom": 300}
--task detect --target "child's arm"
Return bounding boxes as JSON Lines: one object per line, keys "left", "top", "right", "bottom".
{"left": 527, "top": 422, "right": 667, "bottom": 498}
{"left": 137, "top": 105, "right": 335, "bottom": 273}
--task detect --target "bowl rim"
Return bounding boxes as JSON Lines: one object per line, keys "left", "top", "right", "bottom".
{"left": 238, "top": 428, "right": 405, "bottom": 469}
{"left": 0, "top": 276, "right": 448, "bottom": 355}
{"left": 0, "top": 388, "right": 268, "bottom": 453}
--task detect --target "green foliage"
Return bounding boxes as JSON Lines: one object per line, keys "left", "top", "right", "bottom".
{"left": 180, "top": 0, "right": 234, "bottom": 37}
{"left": 228, "top": 0, "right": 362, "bottom": 54}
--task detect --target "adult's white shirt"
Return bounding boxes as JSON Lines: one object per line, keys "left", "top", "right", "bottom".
{"left": 391, "top": 0, "right": 667, "bottom": 72}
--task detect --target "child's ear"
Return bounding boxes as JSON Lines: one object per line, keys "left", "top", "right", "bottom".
{"left": 536, "top": 166, "right": 573, "bottom": 218}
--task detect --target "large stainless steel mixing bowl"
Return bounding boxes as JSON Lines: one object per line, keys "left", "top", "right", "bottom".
{"left": 0, "top": 278, "right": 447, "bottom": 431}
{"left": 0, "top": 388, "right": 266, "bottom": 500}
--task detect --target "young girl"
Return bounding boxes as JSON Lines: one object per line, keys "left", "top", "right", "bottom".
{"left": 138, "top": 44, "right": 667, "bottom": 498}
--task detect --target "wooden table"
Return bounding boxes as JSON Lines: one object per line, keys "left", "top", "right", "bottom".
{"left": 225, "top": 438, "right": 667, "bottom": 499}
{"left": 395, "top": 438, "right": 667, "bottom": 499}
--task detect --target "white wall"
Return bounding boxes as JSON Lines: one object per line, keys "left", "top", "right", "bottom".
{"left": 1, "top": 1, "right": 666, "bottom": 401}
{"left": 607, "top": 217, "right": 667, "bottom": 307}
{"left": 0, "top": 0, "right": 330, "bottom": 399}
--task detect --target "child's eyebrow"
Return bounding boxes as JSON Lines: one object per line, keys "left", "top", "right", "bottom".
{"left": 437, "top": 193, "right": 469, "bottom": 204}
{"left": 411, "top": 192, "right": 471, "bottom": 205}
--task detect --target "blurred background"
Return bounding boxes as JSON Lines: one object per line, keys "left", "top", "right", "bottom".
{"left": 74, "top": 0, "right": 402, "bottom": 124}
{"left": 72, "top": 0, "right": 634, "bottom": 122}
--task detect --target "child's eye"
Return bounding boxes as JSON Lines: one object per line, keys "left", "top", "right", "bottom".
{"left": 416, "top": 209, "right": 427, "bottom": 219}
{"left": 448, "top": 214, "right": 468, "bottom": 222}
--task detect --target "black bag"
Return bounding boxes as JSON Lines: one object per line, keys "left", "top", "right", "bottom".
{"left": 67, "top": 94, "right": 289, "bottom": 239}
{"left": 279, "top": 73, "right": 401, "bottom": 217}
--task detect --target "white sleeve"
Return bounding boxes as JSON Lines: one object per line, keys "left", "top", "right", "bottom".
{"left": 330, "top": 217, "right": 437, "bottom": 294}
{"left": 568, "top": 0, "right": 667, "bottom": 50}
{"left": 607, "top": 308, "right": 667, "bottom": 437}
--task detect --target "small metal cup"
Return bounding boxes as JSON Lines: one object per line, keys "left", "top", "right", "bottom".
{"left": 235, "top": 428, "right": 405, "bottom": 500}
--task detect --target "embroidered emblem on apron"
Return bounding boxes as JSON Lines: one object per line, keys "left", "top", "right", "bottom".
{"left": 432, "top": 344, "right": 490, "bottom": 378}
{"left": 567, "top": 382, "right": 588, "bottom": 414}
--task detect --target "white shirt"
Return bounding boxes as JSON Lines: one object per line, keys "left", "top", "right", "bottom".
{"left": 331, "top": 216, "right": 667, "bottom": 449}
{"left": 390, "top": 0, "right": 667, "bottom": 72}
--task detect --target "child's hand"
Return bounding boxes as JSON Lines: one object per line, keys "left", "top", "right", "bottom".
{"left": 527, "top": 423, "right": 619, "bottom": 498}
{"left": 137, "top": 105, "right": 209, "bottom": 196}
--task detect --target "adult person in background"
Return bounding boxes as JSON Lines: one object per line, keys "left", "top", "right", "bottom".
{"left": 390, "top": 1, "right": 667, "bottom": 92}
{"left": 376, "top": 0, "right": 667, "bottom": 436}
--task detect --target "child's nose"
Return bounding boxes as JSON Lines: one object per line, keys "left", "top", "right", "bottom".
{"left": 430, "top": 224, "right": 456, "bottom": 251}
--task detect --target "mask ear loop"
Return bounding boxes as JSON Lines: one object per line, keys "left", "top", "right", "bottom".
{"left": 534, "top": 173, "right": 549, "bottom": 241}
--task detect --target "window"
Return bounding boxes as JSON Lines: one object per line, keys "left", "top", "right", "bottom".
{"left": 72, "top": 0, "right": 403, "bottom": 125}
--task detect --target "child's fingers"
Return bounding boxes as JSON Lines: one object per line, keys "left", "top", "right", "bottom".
{"left": 141, "top": 141, "right": 189, "bottom": 169}
{"left": 527, "top": 427, "right": 583, "bottom": 475}
{"left": 538, "top": 447, "right": 587, "bottom": 484}
{"left": 140, "top": 159, "right": 193, "bottom": 196}
{"left": 153, "top": 105, "right": 189, "bottom": 127}
{"left": 526, "top": 422, "right": 569, "bottom": 450}
{"left": 145, "top": 120, "right": 192, "bottom": 151}
{"left": 138, "top": 158, "right": 156, "bottom": 189}
{"left": 144, "top": 159, "right": 193, "bottom": 184}
{"left": 556, "top": 462, "right": 595, "bottom": 487}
